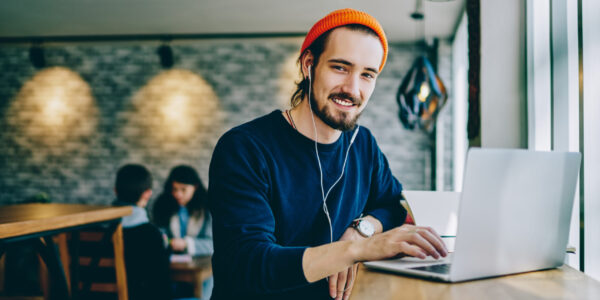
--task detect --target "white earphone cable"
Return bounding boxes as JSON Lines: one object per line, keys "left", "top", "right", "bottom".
{"left": 307, "top": 65, "right": 359, "bottom": 290}
{"left": 307, "top": 65, "right": 359, "bottom": 244}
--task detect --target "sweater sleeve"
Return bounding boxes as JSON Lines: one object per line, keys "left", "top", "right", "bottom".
{"left": 208, "top": 131, "right": 309, "bottom": 294}
{"left": 363, "top": 136, "right": 407, "bottom": 231}
{"left": 187, "top": 213, "right": 214, "bottom": 256}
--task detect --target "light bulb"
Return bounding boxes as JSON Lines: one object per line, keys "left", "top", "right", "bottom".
{"left": 417, "top": 83, "right": 430, "bottom": 102}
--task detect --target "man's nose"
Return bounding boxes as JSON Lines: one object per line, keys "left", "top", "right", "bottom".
{"left": 340, "top": 74, "right": 360, "bottom": 100}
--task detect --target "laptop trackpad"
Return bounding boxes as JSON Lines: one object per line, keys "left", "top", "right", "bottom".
{"left": 410, "top": 263, "right": 451, "bottom": 274}
{"left": 400, "top": 254, "right": 452, "bottom": 263}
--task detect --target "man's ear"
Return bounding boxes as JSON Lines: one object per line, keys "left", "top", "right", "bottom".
{"left": 301, "top": 51, "right": 314, "bottom": 80}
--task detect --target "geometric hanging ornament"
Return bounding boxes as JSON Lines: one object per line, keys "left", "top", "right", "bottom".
{"left": 396, "top": 55, "right": 448, "bottom": 133}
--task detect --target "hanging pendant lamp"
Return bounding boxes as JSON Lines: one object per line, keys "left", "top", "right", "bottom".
{"left": 396, "top": 55, "right": 447, "bottom": 133}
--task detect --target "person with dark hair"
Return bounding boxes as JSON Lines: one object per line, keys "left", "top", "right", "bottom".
{"left": 112, "top": 164, "right": 170, "bottom": 300}
{"left": 208, "top": 8, "right": 447, "bottom": 300}
{"left": 153, "top": 165, "right": 213, "bottom": 255}
{"left": 152, "top": 165, "right": 213, "bottom": 299}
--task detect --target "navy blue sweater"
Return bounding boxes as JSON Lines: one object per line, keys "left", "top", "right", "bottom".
{"left": 208, "top": 110, "right": 406, "bottom": 299}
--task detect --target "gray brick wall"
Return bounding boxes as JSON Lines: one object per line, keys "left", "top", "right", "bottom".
{"left": 438, "top": 40, "right": 454, "bottom": 191}
{"left": 0, "top": 38, "right": 452, "bottom": 205}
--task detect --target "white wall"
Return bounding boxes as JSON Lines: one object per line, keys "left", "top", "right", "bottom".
{"left": 526, "top": 0, "right": 552, "bottom": 151}
{"left": 550, "top": 0, "right": 581, "bottom": 269}
{"left": 526, "top": 0, "right": 581, "bottom": 269}
{"left": 582, "top": 0, "right": 600, "bottom": 281}
{"left": 480, "top": 0, "right": 527, "bottom": 148}
{"left": 452, "top": 13, "right": 468, "bottom": 191}
{"left": 523, "top": 0, "right": 599, "bottom": 276}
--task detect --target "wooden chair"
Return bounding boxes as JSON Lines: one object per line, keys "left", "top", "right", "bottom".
{"left": 400, "top": 192, "right": 416, "bottom": 225}
{"left": 39, "top": 233, "right": 71, "bottom": 300}
{"left": 0, "top": 254, "right": 44, "bottom": 300}
{"left": 0, "top": 254, "right": 5, "bottom": 295}
{"left": 69, "top": 223, "right": 128, "bottom": 300}
{"left": 0, "top": 234, "right": 69, "bottom": 300}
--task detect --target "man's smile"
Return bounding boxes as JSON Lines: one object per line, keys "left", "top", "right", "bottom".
{"left": 329, "top": 93, "right": 360, "bottom": 110}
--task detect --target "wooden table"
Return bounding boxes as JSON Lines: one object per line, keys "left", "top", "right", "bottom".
{"left": 0, "top": 203, "right": 132, "bottom": 300}
{"left": 350, "top": 263, "right": 600, "bottom": 300}
{"left": 170, "top": 255, "right": 212, "bottom": 298}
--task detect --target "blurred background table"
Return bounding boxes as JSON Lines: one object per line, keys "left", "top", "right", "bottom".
{"left": 170, "top": 255, "right": 212, "bottom": 298}
{"left": 0, "top": 203, "right": 131, "bottom": 300}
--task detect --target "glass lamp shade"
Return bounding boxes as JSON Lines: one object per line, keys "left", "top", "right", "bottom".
{"left": 396, "top": 56, "right": 448, "bottom": 132}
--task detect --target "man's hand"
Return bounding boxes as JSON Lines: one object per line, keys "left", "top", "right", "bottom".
{"left": 328, "top": 227, "right": 363, "bottom": 300}
{"left": 170, "top": 237, "right": 187, "bottom": 252}
{"left": 302, "top": 223, "right": 448, "bottom": 286}
{"left": 355, "top": 224, "right": 448, "bottom": 262}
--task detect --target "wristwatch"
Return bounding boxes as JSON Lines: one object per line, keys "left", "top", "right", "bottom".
{"left": 351, "top": 218, "right": 375, "bottom": 237}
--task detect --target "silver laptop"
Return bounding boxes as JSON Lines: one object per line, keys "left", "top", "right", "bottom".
{"left": 364, "top": 148, "right": 581, "bottom": 282}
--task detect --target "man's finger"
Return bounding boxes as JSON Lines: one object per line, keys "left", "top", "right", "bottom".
{"left": 409, "top": 232, "right": 441, "bottom": 259}
{"left": 343, "top": 264, "right": 357, "bottom": 300}
{"left": 345, "top": 265, "right": 355, "bottom": 290}
{"left": 329, "top": 273, "right": 338, "bottom": 298}
{"left": 398, "top": 241, "right": 427, "bottom": 259}
{"left": 423, "top": 227, "right": 448, "bottom": 255}
{"left": 418, "top": 227, "right": 448, "bottom": 257}
{"left": 336, "top": 269, "right": 348, "bottom": 300}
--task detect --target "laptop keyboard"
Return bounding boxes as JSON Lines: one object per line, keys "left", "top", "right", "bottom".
{"left": 410, "top": 263, "right": 451, "bottom": 274}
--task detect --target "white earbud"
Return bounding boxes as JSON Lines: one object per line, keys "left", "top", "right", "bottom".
{"left": 308, "top": 65, "right": 311, "bottom": 81}
{"left": 350, "top": 126, "right": 360, "bottom": 145}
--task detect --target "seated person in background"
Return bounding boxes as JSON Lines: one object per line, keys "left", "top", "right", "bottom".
{"left": 152, "top": 165, "right": 213, "bottom": 299}
{"left": 113, "top": 164, "right": 171, "bottom": 300}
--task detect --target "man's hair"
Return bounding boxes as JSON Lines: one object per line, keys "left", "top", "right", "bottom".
{"left": 290, "top": 24, "right": 379, "bottom": 108}
{"left": 115, "top": 164, "right": 152, "bottom": 204}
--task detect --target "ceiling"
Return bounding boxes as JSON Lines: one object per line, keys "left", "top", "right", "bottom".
{"left": 0, "top": 0, "right": 465, "bottom": 43}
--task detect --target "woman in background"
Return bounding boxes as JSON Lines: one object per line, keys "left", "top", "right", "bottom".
{"left": 153, "top": 165, "right": 213, "bottom": 300}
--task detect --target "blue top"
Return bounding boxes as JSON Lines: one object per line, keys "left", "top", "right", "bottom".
{"left": 178, "top": 206, "right": 189, "bottom": 237}
{"left": 208, "top": 110, "right": 406, "bottom": 299}
{"left": 158, "top": 207, "right": 213, "bottom": 256}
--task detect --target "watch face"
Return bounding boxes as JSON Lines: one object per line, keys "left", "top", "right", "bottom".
{"left": 358, "top": 220, "right": 375, "bottom": 236}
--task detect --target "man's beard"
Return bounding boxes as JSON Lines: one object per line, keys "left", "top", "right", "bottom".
{"left": 309, "top": 91, "right": 362, "bottom": 132}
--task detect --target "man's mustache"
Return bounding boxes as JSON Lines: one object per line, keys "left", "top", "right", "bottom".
{"left": 328, "top": 92, "right": 361, "bottom": 105}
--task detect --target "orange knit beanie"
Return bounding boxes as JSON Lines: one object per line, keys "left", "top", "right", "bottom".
{"left": 300, "top": 8, "right": 388, "bottom": 72}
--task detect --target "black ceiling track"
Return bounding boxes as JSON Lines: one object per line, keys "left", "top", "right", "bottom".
{"left": 0, "top": 32, "right": 308, "bottom": 44}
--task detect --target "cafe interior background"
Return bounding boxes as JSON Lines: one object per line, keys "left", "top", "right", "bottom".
{"left": 1, "top": 0, "right": 599, "bottom": 286}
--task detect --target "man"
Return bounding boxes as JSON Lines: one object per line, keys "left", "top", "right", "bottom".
{"left": 113, "top": 164, "right": 171, "bottom": 300}
{"left": 208, "top": 8, "right": 447, "bottom": 300}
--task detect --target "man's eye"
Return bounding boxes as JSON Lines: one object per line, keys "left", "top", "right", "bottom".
{"left": 333, "top": 65, "right": 345, "bottom": 71}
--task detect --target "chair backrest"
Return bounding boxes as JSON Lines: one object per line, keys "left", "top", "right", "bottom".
{"left": 399, "top": 193, "right": 416, "bottom": 225}
{"left": 70, "top": 224, "right": 128, "bottom": 300}
{"left": 0, "top": 253, "right": 5, "bottom": 294}
{"left": 401, "top": 190, "right": 461, "bottom": 236}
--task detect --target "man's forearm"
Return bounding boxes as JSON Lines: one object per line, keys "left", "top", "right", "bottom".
{"left": 302, "top": 240, "right": 361, "bottom": 283}
{"left": 302, "top": 215, "right": 383, "bottom": 283}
